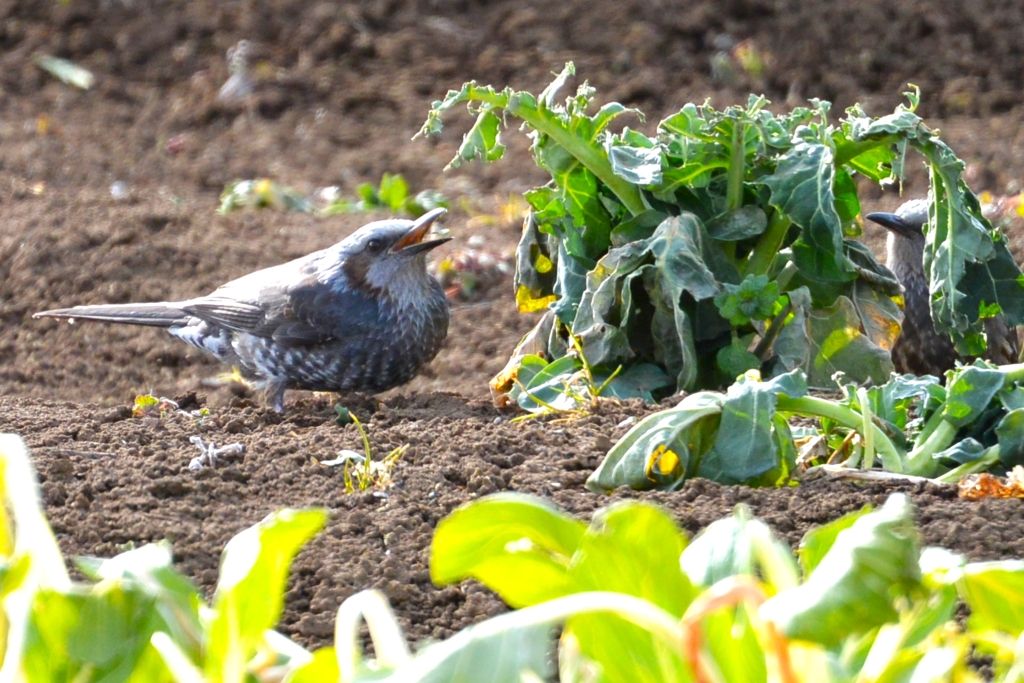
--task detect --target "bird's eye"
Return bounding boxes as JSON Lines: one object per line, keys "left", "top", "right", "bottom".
{"left": 366, "top": 238, "right": 384, "bottom": 253}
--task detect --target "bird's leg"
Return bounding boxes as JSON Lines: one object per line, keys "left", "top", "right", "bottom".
{"left": 266, "top": 380, "right": 288, "bottom": 413}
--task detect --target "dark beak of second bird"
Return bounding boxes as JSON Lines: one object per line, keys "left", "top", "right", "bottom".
{"left": 864, "top": 211, "right": 922, "bottom": 239}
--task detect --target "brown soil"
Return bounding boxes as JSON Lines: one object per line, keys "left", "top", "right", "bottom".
{"left": 4, "top": 0, "right": 1024, "bottom": 652}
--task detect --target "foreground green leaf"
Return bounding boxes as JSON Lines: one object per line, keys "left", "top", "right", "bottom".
{"left": 760, "top": 494, "right": 921, "bottom": 646}
{"left": 206, "top": 508, "right": 328, "bottom": 683}
{"left": 431, "top": 495, "right": 695, "bottom": 683}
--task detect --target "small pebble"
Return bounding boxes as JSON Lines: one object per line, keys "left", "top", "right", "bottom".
{"left": 316, "top": 186, "right": 340, "bottom": 204}
{"left": 110, "top": 181, "right": 129, "bottom": 201}
{"left": 166, "top": 134, "right": 187, "bottom": 154}
{"left": 616, "top": 417, "right": 636, "bottom": 429}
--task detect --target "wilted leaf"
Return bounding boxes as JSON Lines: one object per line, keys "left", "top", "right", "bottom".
{"left": 513, "top": 213, "right": 559, "bottom": 313}
{"left": 794, "top": 293, "right": 895, "bottom": 389}
{"left": 959, "top": 466, "right": 1024, "bottom": 500}
{"left": 586, "top": 392, "right": 722, "bottom": 492}
{"left": 850, "top": 279, "right": 903, "bottom": 351}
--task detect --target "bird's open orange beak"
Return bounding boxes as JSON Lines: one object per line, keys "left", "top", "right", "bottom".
{"left": 393, "top": 207, "right": 450, "bottom": 253}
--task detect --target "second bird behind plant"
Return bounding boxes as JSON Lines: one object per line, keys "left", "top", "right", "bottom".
{"left": 35, "top": 209, "right": 452, "bottom": 411}
{"left": 867, "top": 200, "right": 1019, "bottom": 376}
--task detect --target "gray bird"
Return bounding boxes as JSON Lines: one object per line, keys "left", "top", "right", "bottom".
{"left": 35, "top": 208, "right": 451, "bottom": 411}
{"left": 866, "top": 200, "right": 1019, "bottom": 376}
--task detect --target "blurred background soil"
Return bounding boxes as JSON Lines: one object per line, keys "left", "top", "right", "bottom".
{"left": 3, "top": 0, "right": 1024, "bottom": 650}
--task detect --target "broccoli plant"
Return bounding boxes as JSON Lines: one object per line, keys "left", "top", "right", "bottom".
{"left": 420, "top": 63, "right": 1024, "bottom": 397}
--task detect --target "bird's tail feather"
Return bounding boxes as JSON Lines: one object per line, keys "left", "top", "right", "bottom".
{"left": 34, "top": 302, "right": 189, "bottom": 328}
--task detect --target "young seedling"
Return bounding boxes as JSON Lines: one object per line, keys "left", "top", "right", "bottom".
{"left": 322, "top": 413, "right": 408, "bottom": 493}
{"left": 216, "top": 178, "right": 314, "bottom": 214}
{"left": 320, "top": 172, "right": 447, "bottom": 217}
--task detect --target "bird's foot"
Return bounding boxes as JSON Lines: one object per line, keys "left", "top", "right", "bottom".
{"left": 265, "top": 380, "right": 288, "bottom": 413}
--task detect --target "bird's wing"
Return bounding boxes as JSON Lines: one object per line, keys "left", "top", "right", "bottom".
{"left": 182, "top": 269, "right": 383, "bottom": 348}
{"left": 268, "top": 279, "right": 383, "bottom": 347}
{"left": 180, "top": 259, "right": 317, "bottom": 337}
{"left": 181, "top": 296, "right": 266, "bottom": 332}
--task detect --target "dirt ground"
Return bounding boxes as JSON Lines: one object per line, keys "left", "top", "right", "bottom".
{"left": 4, "top": 0, "right": 1024, "bottom": 651}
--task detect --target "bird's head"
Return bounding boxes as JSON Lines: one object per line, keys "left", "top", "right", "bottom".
{"left": 325, "top": 208, "right": 451, "bottom": 304}
{"left": 866, "top": 199, "right": 929, "bottom": 243}
{"left": 866, "top": 199, "right": 929, "bottom": 276}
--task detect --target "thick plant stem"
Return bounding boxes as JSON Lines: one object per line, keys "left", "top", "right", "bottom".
{"left": 911, "top": 406, "right": 948, "bottom": 452}
{"left": 934, "top": 447, "right": 1001, "bottom": 484}
{"left": 775, "top": 395, "right": 905, "bottom": 472}
{"left": 999, "top": 363, "right": 1024, "bottom": 384}
{"left": 752, "top": 302, "right": 793, "bottom": 360}
{"left": 743, "top": 211, "right": 792, "bottom": 278}
{"left": 726, "top": 122, "right": 746, "bottom": 213}
{"left": 933, "top": 446, "right": 1000, "bottom": 484}
{"left": 906, "top": 419, "right": 958, "bottom": 477}
{"left": 721, "top": 122, "right": 746, "bottom": 261}
{"left": 857, "top": 387, "right": 876, "bottom": 469}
